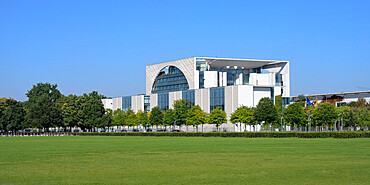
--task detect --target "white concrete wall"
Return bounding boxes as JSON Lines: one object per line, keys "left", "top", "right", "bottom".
{"left": 146, "top": 57, "right": 195, "bottom": 95}
{"left": 131, "top": 95, "right": 144, "bottom": 112}
{"left": 112, "top": 97, "right": 122, "bottom": 111}
{"left": 238, "top": 85, "right": 254, "bottom": 107}
{"left": 101, "top": 99, "right": 113, "bottom": 110}
{"left": 195, "top": 88, "right": 210, "bottom": 113}
{"left": 249, "top": 73, "right": 274, "bottom": 86}
{"left": 253, "top": 87, "right": 271, "bottom": 106}
{"left": 169, "top": 91, "right": 182, "bottom": 109}
{"left": 150, "top": 94, "right": 158, "bottom": 110}
{"left": 204, "top": 71, "right": 218, "bottom": 88}
{"left": 225, "top": 86, "right": 239, "bottom": 120}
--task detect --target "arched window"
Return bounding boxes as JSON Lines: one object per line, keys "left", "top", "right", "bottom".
{"left": 151, "top": 66, "right": 189, "bottom": 93}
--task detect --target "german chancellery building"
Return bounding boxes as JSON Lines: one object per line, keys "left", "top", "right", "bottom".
{"left": 102, "top": 57, "right": 291, "bottom": 120}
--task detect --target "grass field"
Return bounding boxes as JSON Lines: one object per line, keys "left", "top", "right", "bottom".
{"left": 0, "top": 136, "right": 369, "bottom": 184}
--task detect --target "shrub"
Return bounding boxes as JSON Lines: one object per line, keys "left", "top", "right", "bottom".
{"left": 74, "top": 131, "right": 370, "bottom": 138}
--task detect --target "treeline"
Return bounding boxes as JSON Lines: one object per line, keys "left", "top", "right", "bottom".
{"left": 107, "top": 97, "right": 370, "bottom": 132}
{"left": 1, "top": 83, "right": 369, "bottom": 133}
{"left": 0, "top": 83, "right": 110, "bottom": 133}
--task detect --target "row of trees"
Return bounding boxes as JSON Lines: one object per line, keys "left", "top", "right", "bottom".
{"left": 1, "top": 82, "right": 369, "bottom": 133}
{"left": 110, "top": 100, "right": 226, "bottom": 132}
{"left": 0, "top": 83, "right": 110, "bottom": 133}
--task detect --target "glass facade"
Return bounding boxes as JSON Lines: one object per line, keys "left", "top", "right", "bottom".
{"left": 122, "top": 96, "right": 131, "bottom": 111}
{"left": 210, "top": 87, "right": 225, "bottom": 111}
{"left": 275, "top": 73, "right": 283, "bottom": 86}
{"left": 144, "top": 96, "right": 150, "bottom": 112}
{"left": 199, "top": 71, "right": 204, "bottom": 89}
{"left": 270, "top": 87, "right": 274, "bottom": 104}
{"left": 152, "top": 66, "right": 189, "bottom": 93}
{"left": 182, "top": 90, "right": 195, "bottom": 108}
{"left": 243, "top": 74, "right": 249, "bottom": 85}
{"left": 157, "top": 93, "right": 169, "bottom": 111}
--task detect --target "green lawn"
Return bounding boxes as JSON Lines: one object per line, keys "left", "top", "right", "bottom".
{"left": 0, "top": 136, "right": 369, "bottom": 184}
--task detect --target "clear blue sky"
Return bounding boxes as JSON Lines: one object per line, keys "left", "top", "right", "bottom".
{"left": 1, "top": 0, "right": 369, "bottom": 101}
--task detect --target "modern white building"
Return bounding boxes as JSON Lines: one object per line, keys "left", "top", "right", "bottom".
{"left": 102, "top": 57, "right": 290, "bottom": 121}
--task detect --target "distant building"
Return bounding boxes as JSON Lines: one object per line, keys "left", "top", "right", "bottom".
{"left": 102, "top": 57, "right": 290, "bottom": 120}
{"left": 290, "top": 91, "right": 370, "bottom": 107}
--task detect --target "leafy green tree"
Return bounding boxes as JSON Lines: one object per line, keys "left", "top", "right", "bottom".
{"left": 59, "top": 94, "right": 80, "bottom": 131}
{"left": 230, "top": 106, "right": 254, "bottom": 132}
{"left": 173, "top": 99, "right": 189, "bottom": 128}
{"left": 312, "top": 102, "right": 337, "bottom": 130}
{"left": 163, "top": 109, "right": 175, "bottom": 129}
{"left": 103, "top": 109, "right": 113, "bottom": 131}
{"left": 25, "top": 83, "right": 62, "bottom": 108}
{"left": 347, "top": 109, "right": 357, "bottom": 128}
{"left": 254, "top": 97, "right": 278, "bottom": 130}
{"left": 207, "top": 108, "right": 227, "bottom": 132}
{"left": 336, "top": 106, "right": 351, "bottom": 128}
{"left": 357, "top": 108, "right": 370, "bottom": 130}
{"left": 77, "top": 99, "right": 105, "bottom": 131}
{"left": 82, "top": 91, "right": 107, "bottom": 101}
{"left": 112, "top": 109, "right": 126, "bottom": 129}
{"left": 126, "top": 108, "right": 138, "bottom": 131}
{"left": 0, "top": 100, "right": 5, "bottom": 132}
{"left": 137, "top": 110, "right": 149, "bottom": 128}
{"left": 187, "top": 105, "right": 206, "bottom": 132}
{"left": 283, "top": 103, "right": 307, "bottom": 130}
{"left": 26, "top": 94, "right": 62, "bottom": 132}
{"left": 149, "top": 106, "right": 163, "bottom": 130}
{"left": 0, "top": 99, "right": 26, "bottom": 133}
{"left": 274, "top": 95, "right": 283, "bottom": 114}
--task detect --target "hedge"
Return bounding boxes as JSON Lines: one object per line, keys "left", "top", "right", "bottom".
{"left": 74, "top": 131, "right": 370, "bottom": 138}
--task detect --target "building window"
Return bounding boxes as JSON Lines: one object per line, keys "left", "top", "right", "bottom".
{"left": 336, "top": 102, "right": 347, "bottom": 107}
{"left": 243, "top": 74, "right": 249, "bottom": 85}
{"left": 122, "top": 96, "right": 131, "bottom": 112}
{"left": 182, "top": 90, "right": 195, "bottom": 108}
{"left": 144, "top": 96, "right": 150, "bottom": 112}
{"left": 270, "top": 87, "right": 274, "bottom": 104}
{"left": 199, "top": 71, "right": 204, "bottom": 89}
{"left": 152, "top": 66, "right": 189, "bottom": 94}
{"left": 196, "top": 58, "right": 207, "bottom": 71}
{"left": 158, "top": 93, "right": 169, "bottom": 111}
{"left": 275, "top": 74, "right": 283, "bottom": 86}
{"left": 210, "top": 87, "right": 225, "bottom": 111}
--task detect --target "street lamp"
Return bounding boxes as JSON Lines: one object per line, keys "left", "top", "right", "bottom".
{"left": 338, "top": 113, "right": 342, "bottom": 131}
{"left": 279, "top": 113, "right": 284, "bottom": 131}
{"left": 306, "top": 113, "right": 312, "bottom": 132}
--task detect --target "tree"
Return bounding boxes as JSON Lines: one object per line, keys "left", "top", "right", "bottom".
{"left": 336, "top": 106, "right": 351, "bottom": 128}
{"left": 173, "top": 99, "right": 189, "bottom": 129}
{"left": 283, "top": 103, "right": 306, "bottom": 131}
{"left": 102, "top": 109, "right": 112, "bottom": 131}
{"left": 126, "top": 108, "right": 138, "bottom": 131}
{"left": 254, "top": 97, "right": 279, "bottom": 131}
{"left": 149, "top": 107, "right": 163, "bottom": 130}
{"left": 312, "top": 102, "right": 337, "bottom": 131}
{"left": 230, "top": 106, "right": 254, "bottom": 132}
{"left": 137, "top": 110, "right": 149, "bottom": 128}
{"left": 77, "top": 99, "right": 105, "bottom": 131}
{"left": 357, "top": 108, "right": 370, "bottom": 130}
{"left": 187, "top": 105, "right": 206, "bottom": 132}
{"left": 26, "top": 94, "right": 62, "bottom": 132}
{"left": 25, "top": 83, "right": 62, "bottom": 108}
{"left": 59, "top": 94, "right": 80, "bottom": 132}
{"left": 163, "top": 109, "right": 175, "bottom": 129}
{"left": 82, "top": 91, "right": 107, "bottom": 101}
{"left": 207, "top": 108, "right": 227, "bottom": 132}
{"left": 112, "top": 109, "right": 126, "bottom": 129}
{"left": 0, "top": 99, "right": 26, "bottom": 134}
